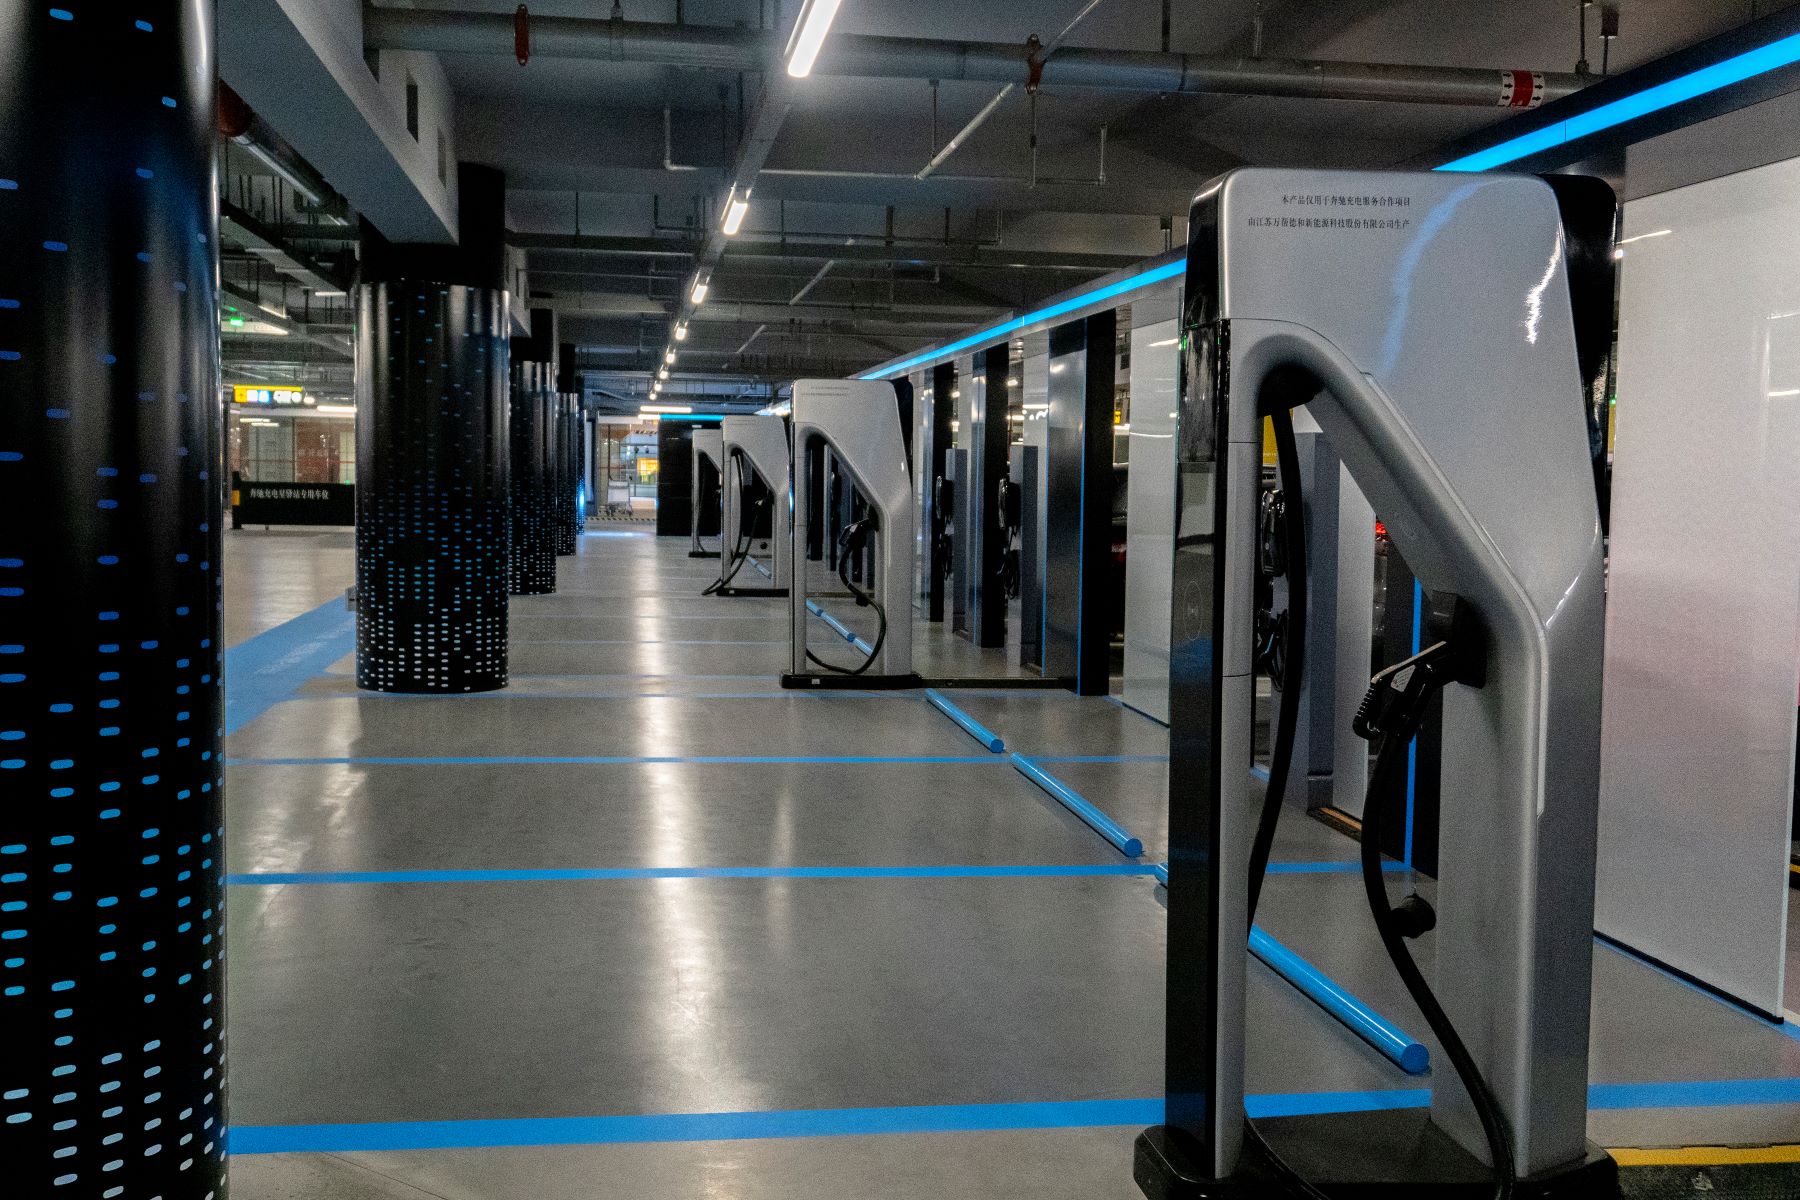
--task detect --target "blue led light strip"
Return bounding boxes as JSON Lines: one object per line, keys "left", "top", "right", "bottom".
{"left": 862, "top": 29, "right": 1800, "bottom": 380}
{"left": 859, "top": 260, "right": 1184, "bottom": 380}
{"left": 1436, "top": 30, "right": 1800, "bottom": 172}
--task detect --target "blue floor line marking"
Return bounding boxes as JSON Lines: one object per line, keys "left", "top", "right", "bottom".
{"left": 227, "top": 864, "right": 1163, "bottom": 886}
{"left": 1265, "top": 861, "right": 1410, "bottom": 875}
{"left": 320, "top": 671, "right": 779, "bottom": 682}
{"left": 1155, "top": 861, "right": 1408, "bottom": 881}
{"left": 1589, "top": 1077, "right": 1800, "bottom": 1109}
{"left": 225, "top": 1093, "right": 1420, "bottom": 1155}
{"left": 509, "top": 673, "right": 776, "bottom": 681}
{"left": 223, "top": 598, "right": 356, "bottom": 736}
{"left": 278, "top": 691, "right": 876, "bottom": 703}
{"left": 513, "top": 638, "right": 790, "bottom": 646}
{"left": 924, "top": 689, "right": 1007, "bottom": 753}
{"left": 225, "top": 754, "right": 1006, "bottom": 767}
{"left": 509, "top": 613, "right": 786, "bottom": 622}
{"left": 228, "top": 1078, "right": 1800, "bottom": 1155}
{"left": 1031, "top": 754, "right": 1167, "bottom": 764}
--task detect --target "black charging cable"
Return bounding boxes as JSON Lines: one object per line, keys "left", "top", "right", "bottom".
{"left": 1352, "top": 619, "right": 1515, "bottom": 1200}
{"left": 1246, "top": 405, "right": 1308, "bottom": 928}
{"left": 1240, "top": 406, "right": 1512, "bottom": 1200}
{"left": 1238, "top": 403, "right": 1334, "bottom": 1200}
{"left": 805, "top": 516, "right": 888, "bottom": 676}
{"left": 702, "top": 454, "right": 770, "bottom": 596}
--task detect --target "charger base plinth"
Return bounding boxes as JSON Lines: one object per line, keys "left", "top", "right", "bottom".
{"left": 1132, "top": 1127, "right": 1259, "bottom": 1199}
{"left": 780, "top": 672, "right": 923, "bottom": 691}
{"left": 1246, "top": 1109, "right": 1619, "bottom": 1198}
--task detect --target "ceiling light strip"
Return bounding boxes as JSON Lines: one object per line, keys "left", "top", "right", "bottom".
{"left": 1435, "top": 29, "right": 1800, "bottom": 172}
{"left": 859, "top": 260, "right": 1184, "bottom": 380}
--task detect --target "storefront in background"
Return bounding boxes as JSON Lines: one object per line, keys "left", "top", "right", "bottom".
{"left": 226, "top": 384, "right": 357, "bottom": 484}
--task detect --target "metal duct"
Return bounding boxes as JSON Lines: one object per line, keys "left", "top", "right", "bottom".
{"left": 364, "top": 7, "right": 1583, "bottom": 107}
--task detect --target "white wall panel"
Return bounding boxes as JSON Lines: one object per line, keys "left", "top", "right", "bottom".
{"left": 1598, "top": 156, "right": 1800, "bottom": 1017}
{"left": 1123, "top": 304, "right": 1180, "bottom": 722}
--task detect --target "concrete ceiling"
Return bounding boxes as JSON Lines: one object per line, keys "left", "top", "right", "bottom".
{"left": 230, "top": 0, "right": 1797, "bottom": 415}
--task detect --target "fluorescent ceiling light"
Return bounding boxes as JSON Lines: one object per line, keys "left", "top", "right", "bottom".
{"left": 722, "top": 188, "right": 751, "bottom": 236}
{"left": 665, "top": 350, "right": 676, "bottom": 364}
{"left": 674, "top": 324, "right": 689, "bottom": 341}
{"left": 643, "top": 404, "right": 694, "bottom": 414}
{"left": 1769, "top": 388, "right": 1800, "bottom": 397}
{"left": 691, "top": 278, "right": 710, "bottom": 304}
{"left": 637, "top": 411, "right": 664, "bottom": 422}
{"left": 1149, "top": 337, "right": 1179, "bottom": 347}
{"left": 314, "top": 404, "right": 357, "bottom": 415}
{"left": 1617, "top": 229, "right": 1672, "bottom": 245}
{"left": 313, "top": 290, "right": 347, "bottom": 298}
{"left": 1024, "top": 403, "right": 1049, "bottom": 411}
{"left": 784, "top": 0, "right": 842, "bottom": 79}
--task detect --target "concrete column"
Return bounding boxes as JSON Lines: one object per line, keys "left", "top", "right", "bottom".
{"left": 0, "top": 4, "right": 228, "bottom": 1194}
{"left": 356, "top": 165, "right": 512, "bottom": 692}
{"left": 509, "top": 311, "right": 557, "bottom": 593}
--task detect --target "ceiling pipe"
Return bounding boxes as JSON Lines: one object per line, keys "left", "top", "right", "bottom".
{"left": 217, "top": 82, "right": 350, "bottom": 219}
{"left": 788, "top": 260, "right": 836, "bottom": 305}
{"left": 921, "top": 0, "right": 1108, "bottom": 180}
{"left": 736, "top": 324, "right": 769, "bottom": 355}
{"left": 364, "top": 7, "right": 1586, "bottom": 107}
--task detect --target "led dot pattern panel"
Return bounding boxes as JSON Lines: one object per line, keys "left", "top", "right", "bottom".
{"left": 508, "top": 361, "right": 556, "bottom": 594}
{"left": 0, "top": 3, "right": 230, "bottom": 1196}
{"left": 355, "top": 283, "right": 511, "bottom": 694}
{"left": 556, "top": 394, "right": 581, "bottom": 556}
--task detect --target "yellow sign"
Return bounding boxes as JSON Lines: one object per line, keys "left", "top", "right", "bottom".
{"left": 637, "top": 457, "right": 660, "bottom": 483}
{"left": 233, "top": 385, "right": 310, "bottom": 407}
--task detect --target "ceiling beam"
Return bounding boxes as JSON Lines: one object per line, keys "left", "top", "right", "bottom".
{"left": 513, "top": 231, "right": 1149, "bottom": 273}
{"left": 369, "top": 8, "right": 1586, "bottom": 106}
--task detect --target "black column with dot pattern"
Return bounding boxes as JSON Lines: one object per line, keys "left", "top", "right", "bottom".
{"left": 508, "top": 360, "right": 555, "bottom": 594}
{"left": 354, "top": 283, "right": 511, "bottom": 693}
{"left": 0, "top": 3, "right": 228, "bottom": 1197}
{"left": 554, "top": 394, "right": 579, "bottom": 557}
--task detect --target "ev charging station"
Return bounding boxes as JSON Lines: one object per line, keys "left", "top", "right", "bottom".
{"left": 783, "top": 379, "right": 921, "bottom": 688}
{"left": 710, "top": 414, "right": 791, "bottom": 598}
{"left": 1135, "top": 169, "right": 1618, "bottom": 1198}
{"left": 690, "top": 427, "right": 724, "bottom": 560}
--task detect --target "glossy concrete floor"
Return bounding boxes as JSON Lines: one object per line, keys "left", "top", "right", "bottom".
{"left": 222, "top": 525, "right": 1800, "bottom": 1199}
{"left": 223, "top": 526, "right": 355, "bottom": 649}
